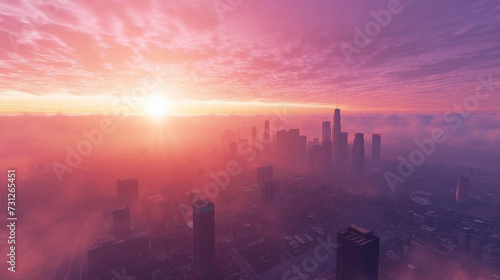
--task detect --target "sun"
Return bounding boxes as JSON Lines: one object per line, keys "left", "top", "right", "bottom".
{"left": 144, "top": 95, "right": 169, "bottom": 118}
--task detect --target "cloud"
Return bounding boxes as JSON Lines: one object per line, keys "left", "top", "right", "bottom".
{"left": 0, "top": 0, "right": 499, "bottom": 112}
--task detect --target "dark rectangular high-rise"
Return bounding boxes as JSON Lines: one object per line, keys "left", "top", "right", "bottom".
{"left": 308, "top": 144, "right": 325, "bottom": 173}
{"left": 322, "top": 121, "right": 332, "bottom": 142}
{"left": 322, "top": 121, "right": 333, "bottom": 170}
{"left": 257, "top": 166, "right": 273, "bottom": 186}
{"left": 338, "top": 132, "right": 349, "bottom": 172}
{"left": 88, "top": 232, "right": 149, "bottom": 279}
{"left": 332, "top": 109, "right": 341, "bottom": 169}
{"left": 112, "top": 204, "right": 131, "bottom": 239}
{"left": 276, "top": 129, "right": 306, "bottom": 168}
{"left": 261, "top": 181, "right": 278, "bottom": 220}
{"left": 117, "top": 178, "right": 139, "bottom": 206}
{"left": 372, "top": 134, "right": 381, "bottom": 161}
{"left": 336, "top": 225, "right": 380, "bottom": 280}
{"left": 352, "top": 133, "right": 365, "bottom": 174}
{"left": 298, "top": 135, "right": 307, "bottom": 164}
{"left": 193, "top": 199, "right": 216, "bottom": 280}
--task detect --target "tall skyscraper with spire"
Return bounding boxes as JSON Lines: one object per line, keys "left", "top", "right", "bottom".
{"left": 333, "top": 108, "right": 342, "bottom": 171}
{"left": 322, "top": 121, "right": 333, "bottom": 171}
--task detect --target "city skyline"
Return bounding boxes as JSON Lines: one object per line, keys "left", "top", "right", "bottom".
{"left": 1, "top": 106, "right": 500, "bottom": 280}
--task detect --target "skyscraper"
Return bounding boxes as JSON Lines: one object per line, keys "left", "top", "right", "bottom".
{"left": 298, "top": 135, "right": 307, "bottom": 164}
{"left": 339, "top": 132, "right": 349, "bottom": 172}
{"left": 88, "top": 232, "right": 149, "bottom": 279}
{"left": 372, "top": 134, "right": 381, "bottom": 161}
{"left": 336, "top": 225, "right": 380, "bottom": 280}
{"left": 112, "top": 204, "right": 131, "bottom": 239}
{"left": 322, "top": 121, "right": 333, "bottom": 171}
{"left": 332, "top": 109, "right": 341, "bottom": 170}
{"left": 457, "top": 226, "right": 472, "bottom": 253}
{"left": 352, "top": 133, "right": 365, "bottom": 175}
{"left": 308, "top": 144, "right": 325, "bottom": 173}
{"left": 263, "top": 120, "right": 270, "bottom": 154}
{"left": 261, "top": 181, "right": 278, "bottom": 220}
{"left": 193, "top": 199, "right": 216, "bottom": 280}
{"left": 456, "top": 176, "right": 470, "bottom": 206}
{"left": 257, "top": 165, "right": 273, "bottom": 186}
{"left": 276, "top": 129, "right": 306, "bottom": 168}
{"left": 223, "top": 129, "right": 237, "bottom": 152}
{"left": 322, "top": 121, "right": 332, "bottom": 142}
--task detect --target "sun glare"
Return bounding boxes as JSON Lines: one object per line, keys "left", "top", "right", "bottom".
{"left": 144, "top": 95, "right": 169, "bottom": 118}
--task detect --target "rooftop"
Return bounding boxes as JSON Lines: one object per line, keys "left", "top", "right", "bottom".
{"left": 193, "top": 199, "right": 214, "bottom": 210}
{"left": 338, "top": 225, "right": 378, "bottom": 246}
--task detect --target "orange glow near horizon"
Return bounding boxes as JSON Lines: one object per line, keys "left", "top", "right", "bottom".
{"left": 1, "top": 94, "right": 499, "bottom": 116}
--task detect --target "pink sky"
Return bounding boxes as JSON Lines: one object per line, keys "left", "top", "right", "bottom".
{"left": 0, "top": 0, "right": 499, "bottom": 114}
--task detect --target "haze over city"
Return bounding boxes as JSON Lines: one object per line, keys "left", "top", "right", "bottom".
{"left": 0, "top": 0, "right": 499, "bottom": 280}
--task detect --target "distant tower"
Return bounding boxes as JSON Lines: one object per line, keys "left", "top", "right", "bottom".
{"left": 298, "top": 135, "right": 307, "bottom": 165}
{"left": 457, "top": 226, "right": 472, "bottom": 253}
{"left": 332, "top": 109, "right": 341, "bottom": 170}
{"left": 193, "top": 199, "right": 216, "bottom": 280}
{"left": 263, "top": 120, "right": 270, "bottom": 154}
{"left": 337, "top": 225, "right": 380, "bottom": 280}
{"left": 117, "top": 178, "right": 139, "bottom": 207}
{"left": 261, "top": 181, "right": 278, "bottom": 220}
{"left": 308, "top": 144, "right": 325, "bottom": 173}
{"left": 322, "top": 121, "right": 333, "bottom": 171}
{"left": 456, "top": 176, "right": 470, "bottom": 206}
{"left": 372, "top": 134, "right": 381, "bottom": 161}
{"left": 351, "top": 133, "right": 365, "bottom": 175}
{"left": 322, "top": 121, "right": 332, "bottom": 142}
{"left": 276, "top": 129, "right": 306, "bottom": 168}
{"left": 339, "top": 132, "right": 349, "bottom": 171}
